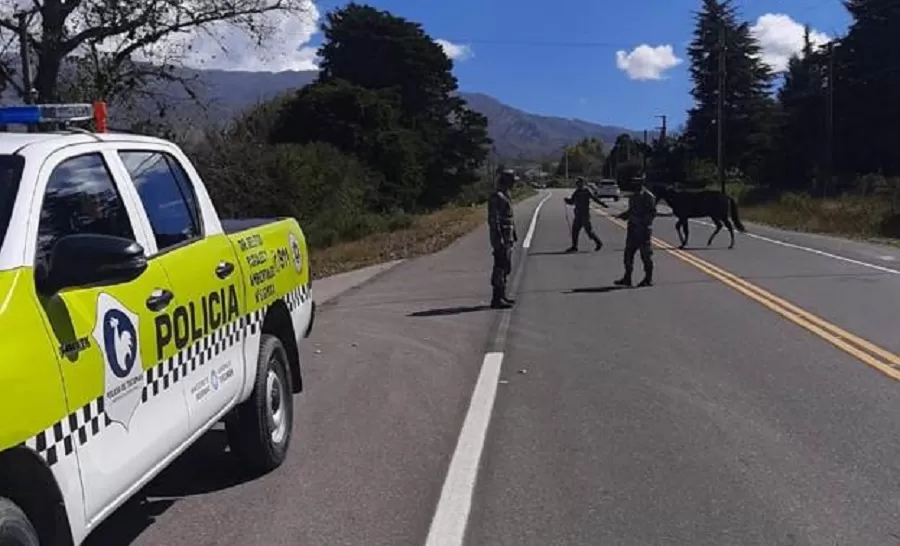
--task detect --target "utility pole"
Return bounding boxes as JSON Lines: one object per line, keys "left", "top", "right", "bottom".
{"left": 716, "top": 24, "right": 727, "bottom": 194}
{"left": 823, "top": 41, "right": 835, "bottom": 197}
{"left": 655, "top": 115, "right": 667, "bottom": 143}
{"left": 642, "top": 129, "right": 649, "bottom": 179}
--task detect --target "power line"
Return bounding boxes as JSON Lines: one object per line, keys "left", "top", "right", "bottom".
{"left": 437, "top": 37, "right": 633, "bottom": 49}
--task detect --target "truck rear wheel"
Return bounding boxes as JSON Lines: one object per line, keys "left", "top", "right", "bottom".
{"left": 226, "top": 334, "right": 294, "bottom": 475}
{"left": 0, "top": 498, "right": 39, "bottom": 546}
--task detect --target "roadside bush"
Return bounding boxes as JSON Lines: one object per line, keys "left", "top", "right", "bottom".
{"left": 187, "top": 131, "right": 385, "bottom": 249}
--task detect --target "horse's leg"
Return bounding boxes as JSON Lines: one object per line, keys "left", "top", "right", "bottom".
{"left": 677, "top": 218, "right": 689, "bottom": 248}
{"left": 722, "top": 217, "right": 735, "bottom": 249}
{"left": 707, "top": 217, "right": 723, "bottom": 246}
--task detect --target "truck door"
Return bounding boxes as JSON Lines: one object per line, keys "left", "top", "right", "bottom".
{"left": 114, "top": 149, "right": 245, "bottom": 433}
{"left": 31, "top": 148, "right": 190, "bottom": 524}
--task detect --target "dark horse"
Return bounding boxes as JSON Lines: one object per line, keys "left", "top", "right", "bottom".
{"left": 655, "top": 186, "right": 746, "bottom": 249}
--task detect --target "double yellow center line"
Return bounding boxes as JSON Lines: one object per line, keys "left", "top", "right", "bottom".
{"left": 597, "top": 209, "right": 900, "bottom": 382}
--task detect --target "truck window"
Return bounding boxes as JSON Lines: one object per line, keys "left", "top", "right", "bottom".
{"left": 35, "top": 153, "right": 136, "bottom": 271}
{"left": 119, "top": 151, "right": 202, "bottom": 252}
{"left": 0, "top": 155, "right": 24, "bottom": 254}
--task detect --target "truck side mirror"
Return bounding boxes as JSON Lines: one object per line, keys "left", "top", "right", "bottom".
{"left": 39, "top": 234, "right": 148, "bottom": 294}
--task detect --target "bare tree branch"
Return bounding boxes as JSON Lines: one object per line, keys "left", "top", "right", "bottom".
{"left": 3, "top": 0, "right": 314, "bottom": 105}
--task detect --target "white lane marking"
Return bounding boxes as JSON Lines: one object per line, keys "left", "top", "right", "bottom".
{"left": 425, "top": 351, "right": 504, "bottom": 546}
{"left": 523, "top": 192, "right": 552, "bottom": 249}
{"left": 609, "top": 200, "right": 900, "bottom": 274}
{"left": 686, "top": 218, "right": 900, "bottom": 276}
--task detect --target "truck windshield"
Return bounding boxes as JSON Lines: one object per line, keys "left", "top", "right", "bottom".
{"left": 0, "top": 155, "right": 24, "bottom": 254}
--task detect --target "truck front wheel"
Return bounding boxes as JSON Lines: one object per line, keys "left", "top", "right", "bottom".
{"left": 226, "top": 334, "right": 295, "bottom": 475}
{"left": 0, "top": 498, "right": 39, "bottom": 546}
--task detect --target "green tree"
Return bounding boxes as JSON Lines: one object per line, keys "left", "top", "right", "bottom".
{"left": 292, "top": 2, "right": 490, "bottom": 209}
{"left": 774, "top": 27, "right": 827, "bottom": 191}
{"left": 188, "top": 99, "right": 387, "bottom": 249}
{"left": 833, "top": 0, "right": 900, "bottom": 176}
{"left": 684, "top": 0, "right": 776, "bottom": 181}
{"left": 555, "top": 137, "right": 605, "bottom": 176}
{"left": 602, "top": 134, "right": 644, "bottom": 179}
{"left": 646, "top": 134, "right": 689, "bottom": 185}
{"left": 271, "top": 79, "right": 425, "bottom": 211}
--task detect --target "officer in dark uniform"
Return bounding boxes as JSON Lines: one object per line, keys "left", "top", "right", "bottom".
{"left": 614, "top": 179, "right": 657, "bottom": 287}
{"left": 488, "top": 170, "right": 518, "bottom": 309}
{"left": 564, "top": 177, "right": 608, "bottom": 252}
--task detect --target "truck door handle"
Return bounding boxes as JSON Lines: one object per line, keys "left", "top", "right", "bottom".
{"left": 146, "top": 289, "right": 174, "bottom": 312}
{"left": 215, "top": 261, "right": 235, "bottom": 279}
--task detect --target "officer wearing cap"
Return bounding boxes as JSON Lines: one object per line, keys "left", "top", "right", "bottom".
{"left": 488, "top": 169, "right": 518, "bottom": 309}
{"left": 614, "top": 178, "right": 657, "bottom": 287}
{"left": 564, "top": 176, "right": 608, "bottom": 252}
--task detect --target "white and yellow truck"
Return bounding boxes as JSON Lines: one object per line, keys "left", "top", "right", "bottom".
{"left": 0, "top": 103, "right": 315, "bottom": 545}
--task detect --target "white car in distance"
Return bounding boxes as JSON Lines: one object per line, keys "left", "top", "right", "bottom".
{"left": 594, "top": 178, "right": 621, "bottom": 201}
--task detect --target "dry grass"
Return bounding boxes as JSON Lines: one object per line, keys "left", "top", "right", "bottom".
{"left": 741, "top": 192, "right": 899, "bottom": 242}
{"left": 310, "top": 187, "right": 538, "bottom": 279}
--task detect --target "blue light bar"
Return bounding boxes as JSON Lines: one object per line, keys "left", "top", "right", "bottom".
{"left": 0, "top": 106, "right": 41, "bottom": 125}
{"left": 0, "top": 103, "right": 94, "bottom": 125}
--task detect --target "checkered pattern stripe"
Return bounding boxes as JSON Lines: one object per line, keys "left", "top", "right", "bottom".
{"left": 25, "top": 397, "right": 109, "bottom": 466}
{"left": 141, "top": 316, "right": 258, "bottom": 402}
{"left": 285, "top": 284, "right": 311, "bottom": 311}
{"left": 23, "top": 283, "right": 313, "bottom": 467}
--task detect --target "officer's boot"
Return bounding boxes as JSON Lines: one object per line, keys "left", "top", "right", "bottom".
{"left": 637, "top": 264, "right": 653, "bottom": 287}
{"left": 501, "top": 293, "right": 516, "bottom": 305}
{"left": 491, "top": 287, "right": 513, "bottom": 309}
{"left": 566, "top": 227, "right": 578, "bottom": 252}
{"left": 614, "top": 268, "right": 633, "bottom": 287}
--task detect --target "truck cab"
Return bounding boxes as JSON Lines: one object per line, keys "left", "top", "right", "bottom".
{"left": 0, "top": 104, "right": 314, "bottom": 546}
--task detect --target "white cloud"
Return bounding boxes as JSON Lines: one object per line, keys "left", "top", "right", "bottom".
{"left": 615, "top": 44, "right": 683, "bottom": 80}
{"left": 435, "top": 39, "right": 474, "bottom": 61}
{"left": 750, "top": 13, "right": 831, "bottom": 73}
{"left": 157, "top": 5, "right": 322, "bottom": 72}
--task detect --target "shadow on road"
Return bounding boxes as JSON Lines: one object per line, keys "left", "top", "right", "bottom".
{"left": 565, "top": 286, "right": 630, "bottom": 295}
{"left": 408, "top": 305, "right": 491, "bottom": 317}
{"left": 530, "top": 248, "right": 632, "bottom": 255}
{"left": 84, "top": 429, "right": 258, "bottom": 545}
{"left": 528, "top": 250, "right": 583, "bottom": 256}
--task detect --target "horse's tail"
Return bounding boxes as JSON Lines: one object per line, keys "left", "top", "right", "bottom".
{"left": 729, "top": 197, "right": 746, "bottom": 232}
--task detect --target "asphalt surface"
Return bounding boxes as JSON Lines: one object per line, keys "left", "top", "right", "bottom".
{"left": 87, "top": 189, "right": 900, "bottom": 545}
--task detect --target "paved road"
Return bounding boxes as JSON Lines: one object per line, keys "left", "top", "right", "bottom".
{"left": 88, "top": 189, "right": 900, "bottom": 545}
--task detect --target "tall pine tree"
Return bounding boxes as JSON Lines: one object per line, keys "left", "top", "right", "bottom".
{"left": 774, "top": 27, "right": 827, "bottom": 191}
{"left": 834, "top": 0, "right": 900, "bottom": 176}
{"left": 685, "top": 0, "right": 776, "bottom": 182}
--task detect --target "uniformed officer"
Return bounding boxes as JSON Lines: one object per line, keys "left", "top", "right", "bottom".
{"left": 614, "top": 179, "right": 657, "bottom": 287}
{"left": 488, "top": 169, "right": 518, "bottom": 309}
{"left": 564, "top": 177, "right": 608, "bottom": 252}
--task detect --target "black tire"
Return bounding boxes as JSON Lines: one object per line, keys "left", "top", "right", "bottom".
{"left": 0, "top": 498, "right": 39, "bottom": 546}
{"left": 226, "top": 334, "right": 294, "bottom": 475}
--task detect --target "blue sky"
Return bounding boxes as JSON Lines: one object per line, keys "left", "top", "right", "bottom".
{"left": 305, "top": 0, "right": 851, "bottom": 131}
{"left": 177, "top": 0, "right": 852, "bottom": 132}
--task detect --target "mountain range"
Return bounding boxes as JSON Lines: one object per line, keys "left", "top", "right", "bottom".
{"left": 3, "top": 65, "right": 648, "bottom": 160}
{"left": 161, "top": 68, "right": 648, "bottom": 160}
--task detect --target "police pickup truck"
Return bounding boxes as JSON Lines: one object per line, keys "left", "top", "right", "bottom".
{"left": 0, "top": 104, "right": 315, "bottom": 546}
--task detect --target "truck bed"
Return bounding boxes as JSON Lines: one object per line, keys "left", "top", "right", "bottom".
{"left": 221, "top": 217, "right": 286, "bottom": 235}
